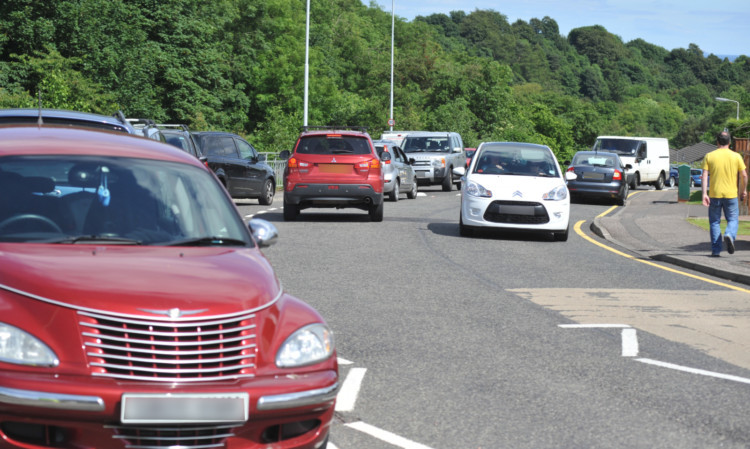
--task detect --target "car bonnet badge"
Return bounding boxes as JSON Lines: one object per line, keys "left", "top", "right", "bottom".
{"left": 331, "top": 157, "right": 337, "bottom": 163}
{"left": 513, "top": 190, "right": 523, "bottom": 198}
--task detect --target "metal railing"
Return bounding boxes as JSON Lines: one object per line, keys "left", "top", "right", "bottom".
{"left": 260, "top": 153, "right": 286, "bottom": 188}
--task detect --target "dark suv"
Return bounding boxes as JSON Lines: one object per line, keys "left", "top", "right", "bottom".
{"left": 279, "top": 126, "right": 384, "bottom": 221}
{"left": 193, "top": 131, "right": 276, "bottom": 205}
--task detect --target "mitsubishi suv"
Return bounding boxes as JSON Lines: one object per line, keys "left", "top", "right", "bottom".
{"left": 279, "top": 126, "right": 384, "bottom": 221}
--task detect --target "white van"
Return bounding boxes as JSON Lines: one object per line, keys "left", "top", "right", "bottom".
{"left": 380, "top": 130, "right": 418, "bottom": 147}
{"left": 592, "top": 136, "right": 670, "bottom": 190}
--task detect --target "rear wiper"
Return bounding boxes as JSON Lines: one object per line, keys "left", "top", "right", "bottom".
{"left": 53, "top": 235, "right": 142, "bottom": 245}
{"left": 164, "top": 236, "right": 248, "bottom": 247}
{"left": 331, "top": 149, "right": 354, "bottom": 154}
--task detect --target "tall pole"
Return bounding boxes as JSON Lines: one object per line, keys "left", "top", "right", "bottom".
{"left": 715, "top": 97, "right": 740, "bottom": 120}
{"left": 304, "top": 0, "right": 310, "bottom": 127}
{"left": 389, "top": 0, "right": 394, "bottom": 131}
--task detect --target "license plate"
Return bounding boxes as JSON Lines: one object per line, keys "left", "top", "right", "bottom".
{"left": 582, "top": 172, "right": 605, "bottom": 180}
{"left": 318, "top": 164, "right": 350, "bottom": 174}
{"left": 416, "top": 171, "right": 429, "bottom": 178}
{"left": 121, "top": 393, "right": 249, "bottom": 424}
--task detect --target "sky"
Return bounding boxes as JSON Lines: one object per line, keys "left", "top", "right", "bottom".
{"left": 369, "top": 0, "right": 749, "bottom": 57}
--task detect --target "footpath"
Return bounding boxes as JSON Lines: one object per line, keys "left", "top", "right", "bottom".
{"left": 591, "top": 188, "right": 750, "bottom": 286}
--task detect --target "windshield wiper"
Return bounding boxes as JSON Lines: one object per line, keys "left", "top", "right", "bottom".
{"left": 53, "top": 235, "right": 142, "bottom": 245}
{"left": 164, "top": 236, "right": 248, "bottom": 247}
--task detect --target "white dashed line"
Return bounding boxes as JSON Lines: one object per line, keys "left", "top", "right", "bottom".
{"left": 345, "top": 421, "right": 435, "bottom": 449}
{"left": 335, "top": 367, "right": 366, "bottom": 412}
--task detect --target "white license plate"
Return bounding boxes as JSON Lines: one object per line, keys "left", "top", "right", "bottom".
{"left": 416, "top": 171, "right": 429, "bottom": 178}
{"left": 121, "top": 393, "right": 249, "bottom": 424}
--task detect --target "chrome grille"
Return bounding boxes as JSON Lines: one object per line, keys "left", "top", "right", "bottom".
{"left": 107, "top": 423, "right": 235, "bottom": 449}
{"left": 79, "top": 311, "right": 257, "bottom": 382}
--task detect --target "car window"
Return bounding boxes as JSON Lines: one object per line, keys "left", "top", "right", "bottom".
{"left": 403, "top": 137, "right": 450, "bottom": 153}
{"left": 297, "top": 136, "right": 371, "bottom": 155}
{"left": 474, "top": 146, "right": 558, "bottom": 177}
{"left": 394, "top": 147, "right": 406, "bottom": 163}
{"left": 204, "top": 136, "right": 238, "bottom": 157}
{"left": 0, "top": 156, "right": 251, "bottom": 246}
{"left": 235, "top": 138, "right": 257, "bottom": 160}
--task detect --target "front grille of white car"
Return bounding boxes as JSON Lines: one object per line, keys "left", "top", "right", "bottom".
{"left": 79, "top": 310, "right": 257, "bottom": 382}
{"left": 484, "top": 200, "right": 550, "bottom": 224}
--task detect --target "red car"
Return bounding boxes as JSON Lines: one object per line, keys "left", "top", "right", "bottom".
{"left": 0, "top": 125, "right": 337, "bottom": 448}
{"left": 280, "top": 126, "right": 384, "bottom": 221}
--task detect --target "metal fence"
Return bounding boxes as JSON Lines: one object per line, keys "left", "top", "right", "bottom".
{"left": 261, "top": 153, "right": 287, "bottom": 189}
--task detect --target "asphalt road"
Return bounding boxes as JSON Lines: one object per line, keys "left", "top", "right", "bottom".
{"left": 236, "top": 187, "right": 750, "bottom": 449}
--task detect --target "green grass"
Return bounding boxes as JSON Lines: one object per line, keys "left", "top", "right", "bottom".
{"left": 687, "top": 218, "right": 750, "bottom": 235}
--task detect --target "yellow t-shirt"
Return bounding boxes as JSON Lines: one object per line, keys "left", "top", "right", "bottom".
{"left": 702, "top": 147, "right": 747, "bottom": 198}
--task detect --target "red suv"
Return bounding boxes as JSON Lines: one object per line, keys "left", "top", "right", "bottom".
{"left": 280, "top": 127, "right": 384, "bottom": 221}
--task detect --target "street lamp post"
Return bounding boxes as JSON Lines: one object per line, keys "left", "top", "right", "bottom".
{"left": 389, "top": 0, "right": 394, "bottom": 132}
{"left": 715, "top": 97, "right": 740, "bottom": 120}
{"left": 304, "top": 0, "right": 310, "bottom": 127}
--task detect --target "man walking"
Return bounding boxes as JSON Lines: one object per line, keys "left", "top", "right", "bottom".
{"left": 702, "top": 130, "right": 748, "bottom": 256}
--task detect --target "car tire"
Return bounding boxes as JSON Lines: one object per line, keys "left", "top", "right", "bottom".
{"left": 369, "top": 201, "right": 384, "bottom": 222}
{"left": 553, "top": 227, "right": 569, "bottom": 242}
{"left": 258, "top": 179, "right": 274, "bottom": 205}
{"left": 668, "top": 176, "right": 676, "bottom": 188}
{"left": 389, "top": 180, "right": 399, "bottom": 202}
{"left": 442, "top": 170, "right": 453, "bottom": 192}
{"left": 283, "top": 201, "right": 298, "bottom": 221}
{"left": 690, "top": 178, "right": 695, "bottom": 188}
{"left": 407, "top": 178, "right": 418, "bottom": 199}
{"left": 655, "top": 173, "right": 665, "bottom": 190}
{"left": 630, "top": 173, "right": 639, "bottom": 190}
{"left": 617, "top": 182, "right": 628, "bottom": 206}
{"left": 459, "top": 213, "right": 474, "bottom": 237}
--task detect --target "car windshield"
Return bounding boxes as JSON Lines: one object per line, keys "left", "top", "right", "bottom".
{"left": 571, "top": 153, "right": 618, "bottom": 168}
{"left": 592, "top": 138, "right": 640, "bottom": 156}
{"left": 0, "top": 155, "right": 252, "bottom": 246}
{"left": 297, "top": 136, "right": 371, "bottom": 155}
{"left": 473, "top": 146, "right": 559, "bottom": 177}
{"left": 402, "top": 136, "right": 450, "bottom": 153}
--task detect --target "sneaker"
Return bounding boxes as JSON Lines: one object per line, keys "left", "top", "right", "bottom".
{"left": 725, "top": 235, "right": 736, "bottom": 254}
{"left": 710, "top": 253, "right": 721, "bottom": 257}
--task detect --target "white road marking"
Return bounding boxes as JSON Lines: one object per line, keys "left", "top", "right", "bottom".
{"left": 636, "top": 358, "right": 750, "bottom": 385}
{"left": 345, "top": 421, "right": 435, "bottom": 449}
{"left": 335, "top": 367, "right": 366, "bottom": 412}
{"left": 559, "top": 324, "right": 631, "bottom": 329}
{"left": 337, "top": 357, "right": 354, "bottom": 365}
{"left": 621, "top": 328, "right": 639, "bottom": 357}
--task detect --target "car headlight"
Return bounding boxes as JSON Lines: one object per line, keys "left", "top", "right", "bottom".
{"left": 466, "top": 180, "right": 492, "bottom": 198}
{"left": 431, "top": 158, "right": 444, "bottom": 168}
{"left": 276, "top": 324, "right": 334, "bottom": 368}
{"left": 0, "top": 323, "right": 58, "bottom": 367}
{"left": 543, "top": 185, "right": 568, "bottom": 201}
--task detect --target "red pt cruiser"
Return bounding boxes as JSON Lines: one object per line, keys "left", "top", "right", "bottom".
{"left": 0, "top": 125, "right": 338, "bottom": 448}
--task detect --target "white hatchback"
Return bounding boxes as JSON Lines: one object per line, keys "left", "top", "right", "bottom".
{"left": 455, "top": 142, "right": 573, "bottom": 241}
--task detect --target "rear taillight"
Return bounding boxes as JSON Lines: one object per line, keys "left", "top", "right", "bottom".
{"left": 369, "top": 158, "right": 381, "bottom": 169}
{"left": 613, "top": 170, "right": 622, "bottom": 180}
{"left": 287, "top": 157, "right": 298, "bottom": 168}
{"left": 566, "top": 167, "right": 575, "bottom": 173}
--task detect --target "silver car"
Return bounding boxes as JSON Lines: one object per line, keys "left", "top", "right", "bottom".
{"left": 373, "top": 139, "right": 418, "bottom": 201}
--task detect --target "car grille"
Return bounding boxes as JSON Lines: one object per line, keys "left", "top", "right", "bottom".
{"left": 79, "top": 311, "right": 257, "bottom": 382}
{"left": 413, "top": 160, "right": 432, "bottom": 166}
{"left": 107, "top": 423, "right": 236, "bottom": 449}
{"left": 483, "top": 200, "right": 550, "bottom": 224}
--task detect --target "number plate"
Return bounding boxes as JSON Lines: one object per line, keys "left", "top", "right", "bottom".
{"left": 416, "top": 171, "right": 429, "bottom": 178}
{"left": 121, "top": 393, "right": 249, "bottom": 424}
{"left": 318, "top": 164, "right": 350, "bottom": 174}
{"left": 582, "top": 172, "right": 605, "bottom": 180}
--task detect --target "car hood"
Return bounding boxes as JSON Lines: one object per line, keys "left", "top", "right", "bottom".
{"left": 0, "top": 245, "right": 281, "bottom": 317}
{"left": 468, "top": 174, "right": 566, "bottom": 200}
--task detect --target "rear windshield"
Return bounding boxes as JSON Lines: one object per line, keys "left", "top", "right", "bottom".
{"left": 403, "top": 136, "right": 450, "bottom": 153}
{"left": 592, "top": 138, "right": 641, "bottom": 156}
{"left": 296, "top": 136, "right": 372, "bottom": 155}
{"left": 571, "top": 153, "right": 618, "bottom": 168}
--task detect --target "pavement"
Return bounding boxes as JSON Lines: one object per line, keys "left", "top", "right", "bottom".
{"left": 590, "top": 188, "right": 750, "bottom": 286}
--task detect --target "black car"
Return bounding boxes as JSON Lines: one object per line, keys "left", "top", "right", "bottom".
{"left": 193, "top": 131, "right": 275, "bottom": 205}
{"left": 565, "top": 151, "right": 631, "bottom": 206}
{"left": 160, "top": 124, "right": 202, "bottom": 159}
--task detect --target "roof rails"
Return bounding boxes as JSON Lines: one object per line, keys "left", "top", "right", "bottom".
{"left": 301, "top": 125, "right": 368, "bottom": 133}
{"left": 156, "top": 123, "right": 191, "bottom": 131}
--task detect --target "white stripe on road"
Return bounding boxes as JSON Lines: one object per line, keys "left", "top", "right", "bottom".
{"left": 636, "top": 358, "right": 750, "bottom": 385}
{"left": 559, "top": 324, "right": 631, "bottom": 329}
{"left": 335, "top": 367, "right": 366, "bottom": 412}
{"left": 621, "top": 328, "right": 639, "bottom": 357}
{"left": 346, "top": 421, "right": 435, "bottom": 449}
{"left": 337, "top": 357, "right": 354, "bottom": 365}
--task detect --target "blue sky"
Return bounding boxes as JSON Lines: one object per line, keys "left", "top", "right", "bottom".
{"left": 369, "top": 0, "right": 749, "bottom": 57}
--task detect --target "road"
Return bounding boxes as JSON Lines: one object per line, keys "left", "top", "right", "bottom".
{"left": 236, "top": 187, "right": 750, "bottom": 449}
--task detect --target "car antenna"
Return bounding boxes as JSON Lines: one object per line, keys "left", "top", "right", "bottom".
{"left": 37, "top": 91, "right": 43, "bottom": 127}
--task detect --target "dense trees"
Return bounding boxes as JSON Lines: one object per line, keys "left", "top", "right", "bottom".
{"left": 1, "top": 0, "right": 748, "bottom": 159}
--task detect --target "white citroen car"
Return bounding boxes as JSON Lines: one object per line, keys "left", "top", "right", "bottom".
{"left": 456, "top": 142, "right": 573, "bottom": 241}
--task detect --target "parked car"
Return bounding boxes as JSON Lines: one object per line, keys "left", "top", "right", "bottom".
{"left": 691, "top": 168, "right": 705, "bottom": 187}
{"left": 667, "top": 165, "right": 679, "bottom": 187}
{"left": 0, "top": 125, "right": 337, "bottom": 449}
{"left": 455, "top": 142, "right": 572, "bottom": 241}
{"left": 373, "top": 139, "right": 418, "bottom": 201}
{"left": 193, "top": 131, "right": 276, "bottom": 205}
{"left": 160, "top": 124, "right": 202, "bottom": 159}
{"left": 279, "top": 126, "right": 384, "bottom": 221}
{"left": 0, "top": 108, "right": 136, "bottom": 134}
{"left": 565, "top": 151, "right": 631, "bottom": 206}
{"left": 401, "top": 131, "right": 465, "bottom": 191}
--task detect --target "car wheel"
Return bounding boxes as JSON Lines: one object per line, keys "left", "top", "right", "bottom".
{"left": 630, "top": 173, "right": 639, "bottom": 190}
{"left": 389, "top": 180, "right": 400, "bottom": 202}
{"left": 668, "top": 176, "right": 676, "bottom": 187}
{"left": 617, "top": 182, "right": 628, "bottom": 206}
{"left": 369, "top": 201, "right": 384, "bottom": 222}
{"left": 690, "top": 178, "right": 695, "bottom": 188}
{"left": 258, "top": 179, "right": 274, "bottom": 205}
{"left": 459, "top": 213, "right": 474, "bottom": 237}
{"left": 283, "top": 201, "right": 298, "bottom": 221}
{"left": 655, "top": 173, "right": 665, "bottom": 190}
{"left": 442, "top": 170, "right": 453, "bottom": 192}
{"left": 407, "top": 178, "right": 418, "bottom": 199}
{"left": 553, "top": 226, "right": 569, "bottom": 241}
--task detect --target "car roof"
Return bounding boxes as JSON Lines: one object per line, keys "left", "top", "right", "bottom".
{"left": 404, "top": 131, "right": 454, "bottom": 137}
{"left": 0, "top": 125, "right": 204, "bottom": 166}
{"left": 0, "top": 108, "right": 136, "bottom": 133}
{"left": 478, "top": 142, "right": 551, "bottom": 150}
{"left": 574, "top": 150, "right": 620, "bottom": 158}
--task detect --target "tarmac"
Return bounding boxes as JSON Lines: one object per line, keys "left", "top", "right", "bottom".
{"left": 590, "top": 187, "right": 750, "bottom": 286}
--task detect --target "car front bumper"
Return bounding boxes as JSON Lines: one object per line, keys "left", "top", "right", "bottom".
{"left": 461, "top": 194, "right": 570, "bottom": 232}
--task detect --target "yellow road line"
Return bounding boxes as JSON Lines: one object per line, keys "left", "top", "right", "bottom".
{"left": 573, "top": 219, "right": 750, "bottom": 294}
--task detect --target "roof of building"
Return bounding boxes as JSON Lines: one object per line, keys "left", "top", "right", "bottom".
{"left": 673, "top": 142, "right": 715, "bottom": 164}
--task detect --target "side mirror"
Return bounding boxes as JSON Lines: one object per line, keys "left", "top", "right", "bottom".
{"left": 453, "top": 166, "right": 466, "bottom": 177}
{"left": 564, "top": 171, "right": 577, "bottom": 181}
{"left": 257, "top": 153, "right": 267, "bottom": 162}
{"left": 408, "top": 158, "right": 416, "bottom": 165}
{"left": 278, "top": 150, "right": 291, "bottom": 160}
{"left": 624, "top": 164, "right": 633, "bottom": 170}
{"left": 380, "top": 151, "right": 392, "bottom": 162}
{"left": 563, "top": 160, "right": 570, "bottom": 166}
{"left": 248, "top": 218, "right": 278, "bottom": 248}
